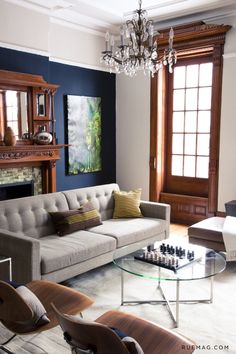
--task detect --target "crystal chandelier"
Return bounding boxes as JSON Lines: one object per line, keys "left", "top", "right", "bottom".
{"left": 100, "top": 0, "right": 177, "bottom": 77}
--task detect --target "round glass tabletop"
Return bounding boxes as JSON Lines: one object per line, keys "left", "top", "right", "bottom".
{"left": 113, "top": 242, "right": 226, "bottom": 281}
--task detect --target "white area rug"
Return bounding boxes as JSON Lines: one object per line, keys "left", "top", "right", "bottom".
{"left": 1, "top": 258, "right": 236, "bottom": 353}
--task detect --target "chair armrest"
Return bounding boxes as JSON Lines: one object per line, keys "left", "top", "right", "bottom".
{"left": 140, "top": 201, "right": 170, "bottom": 237}
{"left": 0, "top": 229, "right": 41, "bottom": 283}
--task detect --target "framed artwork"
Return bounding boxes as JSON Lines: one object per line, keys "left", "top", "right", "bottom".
{"left": 66, "top": 95, "right": 102, "bottom": 174}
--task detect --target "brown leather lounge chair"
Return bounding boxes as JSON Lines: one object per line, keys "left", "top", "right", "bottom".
{"left": 52, "top": 304, "right": 196, "bottom": 354}
{"left": 0, "top": 280, "right": 93, "bottom": 354}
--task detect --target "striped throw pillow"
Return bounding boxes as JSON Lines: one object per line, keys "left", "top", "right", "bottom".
{"left": 113, "top": 189, "right": 143, "bottom": 218}
{"left": 50, "top": 201, "right": 102, "bottom": 236}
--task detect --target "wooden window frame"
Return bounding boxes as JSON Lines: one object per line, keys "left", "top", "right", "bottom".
{"left": 149, "top": 22, "right": 231, "bottom": 223}
{"left": 166, "top": 55, "right": 212, "bottom": 198}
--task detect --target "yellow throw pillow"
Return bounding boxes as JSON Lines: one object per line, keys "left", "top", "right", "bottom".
{"left": 113, "top": 189, "right": 143, "bottom": 218}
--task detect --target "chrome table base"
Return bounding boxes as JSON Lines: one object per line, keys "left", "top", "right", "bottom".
{"left": 120, "top": 268, "right": 214, "bottom": 328}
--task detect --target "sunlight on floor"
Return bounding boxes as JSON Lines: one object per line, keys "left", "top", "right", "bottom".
{"left": 169, "top": 223, "right": 188, "bottom": 243}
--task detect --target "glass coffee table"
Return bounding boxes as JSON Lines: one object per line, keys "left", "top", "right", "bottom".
{"left": 113, "top": 241, "right": 226, "bottom": 327}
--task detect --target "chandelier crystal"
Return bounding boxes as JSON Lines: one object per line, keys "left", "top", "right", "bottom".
{"left": 100, "top": 0, "right": 177, "bottom": 77}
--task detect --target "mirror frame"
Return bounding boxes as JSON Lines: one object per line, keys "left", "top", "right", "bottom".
{"left": 0, "top": 70, "right": 59, "bottom": 145}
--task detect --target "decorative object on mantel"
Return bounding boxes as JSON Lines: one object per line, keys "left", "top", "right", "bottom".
{"left": 3, "top": 127, "right": 16, "bottom": 146}
{"left": 34, "top": 125, "right": 53, "bottom": 145}
{"left": 100, "top": 0, "right": 177, "bottom": 77}
{"left": 22, "top": 132, "right": 33, "bottom": 140}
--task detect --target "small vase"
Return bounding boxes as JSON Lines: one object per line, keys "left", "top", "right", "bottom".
{"left": 34, "top": 126, "right": 52, "bottom": 145}
{"left": 4, "top": 127, "right": 16, "bottom": 146}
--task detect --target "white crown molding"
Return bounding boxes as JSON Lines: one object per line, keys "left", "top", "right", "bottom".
{"left": 204, "top": 9, "right": 236, "bottom": 22}
{"left": 0, "top": 41, "right": 109, "bottom": 72}
{"left": 0, "top": 41, "right": 49, "bottom": 57}
{"left": 4, "top": 0, "right": 111, "bottom": 36}
{"left": 155, "top": 8, "right": 236, "bottom": 29}
{"left": 223, "top": 53, "right": 236, "bottom": 59}
{"left": 50, "top": 17, "right": 105, "bottom": 37}
{"left": 4, "top": 0, "right": 50, "bottom": 15}
{"left": 49, "top": 56, "right": 109, "bottom": 72}
{"left": 4, "top": 0, "right": 236, "bottom": 36}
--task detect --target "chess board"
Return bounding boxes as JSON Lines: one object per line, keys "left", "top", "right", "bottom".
{"left": 134, "top": 243, "right": 202, "bottom": 272}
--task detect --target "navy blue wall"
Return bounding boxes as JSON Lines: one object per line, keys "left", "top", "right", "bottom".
{"left": 0, "top": 47, "right": 116, "bottom": 191}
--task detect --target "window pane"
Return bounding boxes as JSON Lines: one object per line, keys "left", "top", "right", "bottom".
{"left": 7, "top": 107, "right": 17, "bottom": 121}
{"left": 199, "top": 87, "right": 212, "bottom": 109}
{"left": 173, "top": 89, "right": 185, "bottom": 110}
{"left": 172, "top": 134, "right": 184, "bottom": 154}
{"left": 198, "top": 111, "right": 211, "bottom": 132}
{"left": 185, "top": 111, "right": 197, "bottom": 132}
{"left": 186, "top": 65, "right": 199, "bottom": 87}
{"left": 197, "top": 134, "right": 210, "bottom": 156}
{"left": 196, "top": 156, "right": 209, "bottom": 178}
{"left": 185, "top": 134, "right": 196, "bottom": 155}
{"left": 172, "top": 155, "right": 183, "bottom": 176}
{"left": 184, "top": 156, "right": 195, "bottom": 177}
{"left": 11, "top": 121, "right": 18, "bottom": 135}
{"left": 173, "top": 112, "right": 184, "bottom": 132}
{"left": 199, "top": 63, "right": 213, "bottom": 86}
{"left": 6, "top": 90, "right": 17, "bottom": 106}
{"left": 186, "top": 88, "right": 198, "bottom": 110}
{"left": 174, "top": 66, "right": 186, "bottom": 88}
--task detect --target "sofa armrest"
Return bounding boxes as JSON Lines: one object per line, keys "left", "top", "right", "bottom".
{"left": 140, "top": 201, "right": 170, "bottom": 237}
{"left": 0, "top": 229, "right": 41, "bottom": 283}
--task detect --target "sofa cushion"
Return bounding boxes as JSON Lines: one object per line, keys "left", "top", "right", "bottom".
{"left": 49, "top": 202, "right": 102, "bottom": 236}
{"left": 39, "top": 231, "right": 116, "bottom": 274}
{"left": 0, "top": 192, "right": 69, "bottom": 239}
{"left": 88, "top": 218, "right": 167, "bottom": 248}
{"left": 113, "top": 189, "right": 142, "bottom": 219}
{"left": 62, "top": 183, "right": 120, "bottom": 221}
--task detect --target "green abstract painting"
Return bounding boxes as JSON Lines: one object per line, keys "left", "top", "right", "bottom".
{"left": 67, "top": 95, "right": 102, "bottom": 174}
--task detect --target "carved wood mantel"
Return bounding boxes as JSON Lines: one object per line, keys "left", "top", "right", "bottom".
{"left": 0, "top": 70, "right": 64, "bottom": 194}
{"left": 0, "top": 145, "right": 64, "bottom": 193}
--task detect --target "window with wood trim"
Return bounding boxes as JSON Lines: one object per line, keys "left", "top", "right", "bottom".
{"left": 166, "top": 55, "right": 213, "bottom": 198}
{"left": 149, "top": 22, "right": 231, "bottom": 224}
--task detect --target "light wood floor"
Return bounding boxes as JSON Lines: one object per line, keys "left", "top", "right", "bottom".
{"left": 170, "top": 223, "right": 188, "bottom": 238}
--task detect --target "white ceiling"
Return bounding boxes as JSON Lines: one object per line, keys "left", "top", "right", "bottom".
{"left": 6, "top": 0, "right": 236, "bottom": 34}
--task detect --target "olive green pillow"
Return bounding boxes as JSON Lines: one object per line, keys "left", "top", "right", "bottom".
{"left": 113, "top": 189, "right": 143, "bottom": 218}
{"left": 50, "top": 201, "right": 102, "bottom": 236}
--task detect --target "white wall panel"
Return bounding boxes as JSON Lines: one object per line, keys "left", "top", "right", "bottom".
{"left": 116, "top": 72, "right": 150, "bottom": 200}
{"left": 49, "top": 22, "right": 105, "bottom": 69}
{"left": 0, "top": 1, "right": 49, "bottom": 52}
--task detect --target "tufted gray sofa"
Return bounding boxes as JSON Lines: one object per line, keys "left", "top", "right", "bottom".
{"left": 0, "top": 183, "right": 170, "bottom": 284}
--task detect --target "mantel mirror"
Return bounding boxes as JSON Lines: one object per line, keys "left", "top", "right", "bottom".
{"left": 0, "top": 89, "right": 29, "bottom": 141}
{"left": 36, "top": 93, "right": 46, "bottom": 117}
{"left": 0, "top": 70, "right": 59, "bottom": 145}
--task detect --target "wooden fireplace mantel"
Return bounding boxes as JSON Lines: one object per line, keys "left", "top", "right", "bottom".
{"left": 0, "top": 144, "right": 65, "bottom": 193}
{"left": 0, "top": 144, "right": 64, "bottom": 163}
{"left": 0, "top": 70, "right": 65, "bottom": 194}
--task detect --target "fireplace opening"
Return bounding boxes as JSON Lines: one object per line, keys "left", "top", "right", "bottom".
{"left": 0, "top": 181, "right": 34, "bottom": 201}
